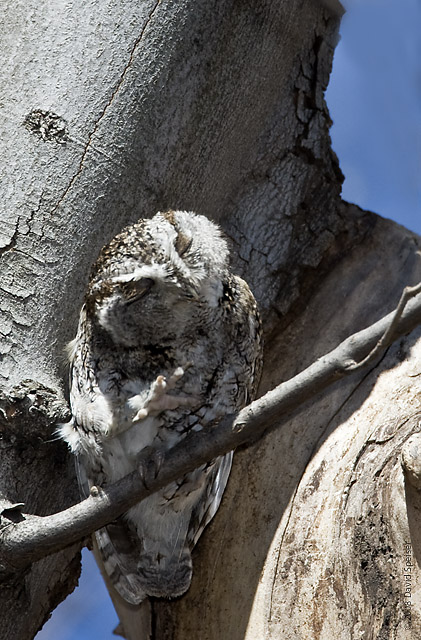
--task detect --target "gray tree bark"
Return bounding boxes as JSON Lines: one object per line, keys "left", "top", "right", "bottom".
{"left": 1, "top": 1, "right": 420, "bottom": 639}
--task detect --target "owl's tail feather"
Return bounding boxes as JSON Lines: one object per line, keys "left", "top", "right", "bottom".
{"left": 97, "top": 521, "right": 193, "bottom": 601}
{"left": 136, "top": 547, "right": 193, "bottom": 599}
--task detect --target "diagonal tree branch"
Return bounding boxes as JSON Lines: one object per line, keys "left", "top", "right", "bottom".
{"left": 1, "top": 283, "right": 421, "bottom": 575}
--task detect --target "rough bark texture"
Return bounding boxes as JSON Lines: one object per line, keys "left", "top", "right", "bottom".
{"left": 1, "top": 0, "right": 420, "bottom": 639}
{"left": 0, "top": 383, "right": 80, "bottom": 639}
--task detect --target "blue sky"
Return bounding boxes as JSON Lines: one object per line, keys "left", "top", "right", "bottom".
{"left": 36, "top": 549, "right": 119, "bottom": 640}
{"left": 327, "top": 0, "right": 420, "bottom": 234}
{"left": 36, "top": 3, "right": 420, "bottom": 639}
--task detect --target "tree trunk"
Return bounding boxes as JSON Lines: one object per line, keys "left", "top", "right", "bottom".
{"left": 1, "top": 0, "right": 420, "bottom": 638}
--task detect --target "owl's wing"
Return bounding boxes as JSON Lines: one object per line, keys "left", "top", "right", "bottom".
{"left": 188, "top": 451, "right": 233, "bottom": 547}
{"left": 94, "top": 520, "right": 147, "bottom": 605}
{"left": 75, "top": 455, "right": 147, "bottom": 605}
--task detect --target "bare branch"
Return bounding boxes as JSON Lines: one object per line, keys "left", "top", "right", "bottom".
{"left": 1, "top": 282, "right": 421, "bottom": 574}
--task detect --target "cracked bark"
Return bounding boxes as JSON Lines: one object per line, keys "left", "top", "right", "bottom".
{"left": 0, "top": 1, "right": 420, "bottom": 639}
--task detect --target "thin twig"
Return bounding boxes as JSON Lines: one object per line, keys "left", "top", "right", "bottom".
{"left": 345, "top": 282, "right": 421, "bottom": 372}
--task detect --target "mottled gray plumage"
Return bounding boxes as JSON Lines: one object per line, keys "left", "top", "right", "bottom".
{"left": 60, "top": 210, "right": 262, "bottom": 604}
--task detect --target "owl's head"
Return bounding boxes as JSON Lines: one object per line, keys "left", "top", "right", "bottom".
{"left": 85, "top": 210, "right": 230, "bottom": 347}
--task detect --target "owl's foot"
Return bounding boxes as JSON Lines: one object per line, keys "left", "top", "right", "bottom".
{"left": 137, "top": 446, "right": 165, "bottom": 489}
{"left": 131, "top": 365, "right": 198, "bottom": 422}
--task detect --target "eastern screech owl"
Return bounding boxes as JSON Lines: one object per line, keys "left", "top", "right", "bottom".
{"left": 59, "top": 210, "right": 262, "bottom": 604}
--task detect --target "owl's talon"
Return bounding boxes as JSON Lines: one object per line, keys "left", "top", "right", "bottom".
{"left": 133, "top": 408, "right": 149, "bottom": 420}
{"left": 131, "top": 365, "right": 198, "bottom": 422}
{"left": 138, "top": 447, "right": 165, "bottom": 489}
